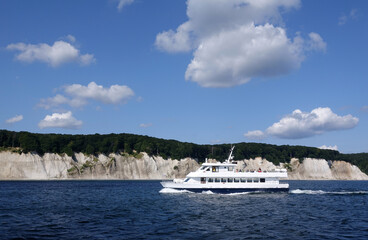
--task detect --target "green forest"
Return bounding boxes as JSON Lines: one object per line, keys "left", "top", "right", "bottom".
{"left": 1, "top": 129, "right": 367, "bottom": 174}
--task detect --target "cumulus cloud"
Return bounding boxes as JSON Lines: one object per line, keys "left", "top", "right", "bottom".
{"left": 64, "top": 82, "right": 134, "bottom": 104}
{"left": 245, "top": 107, "right": 358, "bottom": 140}
{"left": 38, "top": 94, "right": 87, "bottom": 109}
{"left": 38, "top": 94, "right": 69, "bottom": 110}
{"left": 38, "top": 111, "right": 82, "bottom": 129}
{"left": 117, "top": 0, "right": 134, "bottom": 11}
{"left": 38, "top": 82, "right": 134, "bottom": 109}
{"left": 155, "top": 0, "right": 326, "bottom": 88}
{"left": 244, "top": 130, "right": 266, "bottom": 140}
{"left": 266, "top": 107, "right": 359, "bottom": 139}
{"left": 319, "top": 145, "right": 339, "bottom": 151}
{"left": 6, "top": 38, "right": 95, "bottom": 67}
{"left": 155, "top": 23, "right": 193, "bottom": 53}
{"left": 6, "top": 115, "right": 23, "bottom": 124}
{"left": 156, "top": 0, "right": 301, "bottom": 51}
{"left": 185, "top": 23, "right": 303, "bottom": 87}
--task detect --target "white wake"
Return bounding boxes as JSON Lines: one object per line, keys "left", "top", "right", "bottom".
{"left": 159, "top": 188, "right": 191, "bottom": 194}
{"left": 290, "top": 189, "right": 368, "bottom": 195}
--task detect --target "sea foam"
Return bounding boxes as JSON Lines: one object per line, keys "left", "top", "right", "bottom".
{"left": 290, "top": 189, "right": 368, "bottom": 195}
{"left": 159, "top": 188, "right": 190, "bottom": 194}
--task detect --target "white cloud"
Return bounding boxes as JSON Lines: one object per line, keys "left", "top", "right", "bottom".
{"left": 339, "top": 9, "right": 358, "bottom": 26}
{"left": 38, "top": 94, "right": 87, "bottom": 109}
{"left": 66, "top": 34, "right": 76, "bottom": 43}
{"left": 185, "top": 23, "right": 303, "bottom": 87}
{"left": 117, "top": 0, "right": 134, "bottom": 11}
{"left": 38, "top": 94, "right": 70, "bottom": 110}
{"left": 79, "top": 54, "right": 95, "bottom": 66}
{"left": 338, "top": 15, "right": 347, "bottom": 26}
{"left": 350, "top": 9, "right": 358, "bottom": 19}
{"left": 139, "top": 123, "right": 152, "bottom": 128}
{"left": 266, "top": 107, "right": 359, "bottom": 139}
{"left": 319, "top": 145, "right": 338, "bottom": 151}
{"left": 38, "top": 82, "right": 134, "bottom": 109}
{"left": 307, "top": 32, "right": 327, "bottom": 52}
{"left": 244, "top": 130, "right": 266, "bottom": 140}
{"left": 155, "top": 23, "right": 192, "bottom": 53}
{"left": 38, "top": 111, "right": 82, "bottom": 129}
{"left": 64, "top": 82, "right": 134, "bottom": 105}
{"left": 156, "top": 0, "right": 301, "bottom": 49}
{"left": 6, "top": 38, "right": 95, "bottom": 67}
{"left": 6, "top": 115, "right": 23, "bottom": 124}
{"left": 155, "top": 0, "right": 325, "bottom": 88}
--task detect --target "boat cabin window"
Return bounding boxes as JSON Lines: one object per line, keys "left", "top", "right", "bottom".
{"left": 260, "top": 178, "right": 265, "bottom": 183}
{"left": 228, "top": 166, "right": 234, "bottom": 171}
{"left": 206, "top": 168, "right": 210, "bottom": 171}
{"left": 215, "top": 178, "right": 221, "bottom": 183}
{"left": 184, "top": 178, "right": 189, "bottom": 182}
{"left": 254, "top": 178, "right": 259, "bottom": 183}
{"left": 212, "top": 166, "right": 219, "bottom": 172}
{"left": 240, "top": 178, "right": 246, "bottom": 183}
{"left": 247, "top": 178, "right": 252, "bottom": 183}
{"left": 221, "top": 178, "right": 227, "bottom": 183}
{"left": 208, "top": 178, "right": 213, "bottom": 182}
{"left": 228, "top": 178, "right": 233, "bottom": 183}
{"left": 200, "top": 166, "right": 206, "bottom": 170}
{"left": 234, "top": 178, "right": 240, "bottom": 183}
{"left": 201, "top": 177, "right": 206, "bottom": 184}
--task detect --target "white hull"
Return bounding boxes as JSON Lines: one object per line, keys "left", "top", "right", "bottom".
{"left": 161, "top": 181, "right": 289, "bottom": 192}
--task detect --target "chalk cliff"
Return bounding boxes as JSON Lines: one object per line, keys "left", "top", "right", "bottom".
{"left": 0, "top": 152, "right": 199, "bottom": 180}
{"left": 0, "top": 151, "right": 367, "bottom": 180}
{"left": 234, "top": 157, "right": 368, "bottom": 180}
{"left": 286, "top": 158, "right": 368, "bottom": 180}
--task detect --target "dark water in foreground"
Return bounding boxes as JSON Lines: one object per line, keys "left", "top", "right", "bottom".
{"left": 0, "top": 181, "right": 367, "bottom": 240}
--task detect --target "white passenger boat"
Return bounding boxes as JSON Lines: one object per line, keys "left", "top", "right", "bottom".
{"left": 160, "top": 147, "right": 289, "bottom": 193}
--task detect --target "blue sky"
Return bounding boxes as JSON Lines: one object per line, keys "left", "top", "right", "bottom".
{"left": 1, "top": 0, "right": 367, "bottom": 153}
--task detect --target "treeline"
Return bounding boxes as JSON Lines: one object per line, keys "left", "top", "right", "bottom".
{"left": 0, "top": 129, "right": 367, "bottom": 174}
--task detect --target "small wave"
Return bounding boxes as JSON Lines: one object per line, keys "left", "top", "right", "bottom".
{"left": 159, "top": 188, "right": 190, "bottom": 194}
{"left": 226, "top": 192, "right": 252, "bottom": 196}
{"left": 291, "top": 189, "right": 326, "bottom": 194}
{"left": 201, "top": 191, "right": 255, "bottom": 195}
{"left": 290, "top": 189, "right": 368, "bottom": 195}
{"left": 329, "top": 191, "right": 368, "bottom": 195}
{"left": 201, "top": 190, "right": 214, "bottom": 194}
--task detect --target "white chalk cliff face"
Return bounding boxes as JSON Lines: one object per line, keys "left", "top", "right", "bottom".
{"left": 0, "top": 152, "right": 199, "bottom": 180}
{"left": 286, "top": 158, "right": 368, "bottom": 180}
{"left": 0, "top": 151, "right": 367, "bottom": 180}
{"left": 234, "top": 157, "right": 367, "bottom": 180}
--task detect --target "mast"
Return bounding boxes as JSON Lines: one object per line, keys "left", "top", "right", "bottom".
{"left": 226, "top": 146, "right": 235, "bottom": 163}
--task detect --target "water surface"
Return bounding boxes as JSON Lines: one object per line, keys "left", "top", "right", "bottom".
{"left": 0, "top": 180, "right": 367, "bottom": 239}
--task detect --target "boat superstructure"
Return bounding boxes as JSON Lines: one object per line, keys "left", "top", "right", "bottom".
{"left": 160, "top": 147, "right": 289, "bottom": 193}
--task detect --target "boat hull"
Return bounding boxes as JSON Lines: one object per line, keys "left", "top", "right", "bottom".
{"left": 172, "top": 188, "right": 288, "bottom": 194}
{"left": 160, "top": 181, "right": 289, "bottom": 193}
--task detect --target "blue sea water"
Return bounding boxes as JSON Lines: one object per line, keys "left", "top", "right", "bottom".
{"left": 0, "top": 180, "right": 367, "bottom": 240}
